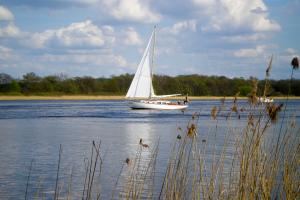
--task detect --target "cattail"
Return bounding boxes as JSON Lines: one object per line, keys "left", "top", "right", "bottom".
{"left": 267, "top": 103, "right": 283, "bottom": 123}
{"left": 220, "top": 96, "right": 226, "bottom": 105}
{"left": 266, "top": 55, "right": 273, "bottom": 77}
{"left": 125, "top": 158, "right": 131, "bottom": 165}
{"left": 234, "top": 92, "right": 240, "bottom": 103}
{"left": 187, "top": 123, "right": 197, "bottom": 138}
{"left": 142, "top": 143, "right": 149, "bottom": 148}
{"left": 211, "top": 106, "right": 218, "bottom": 120}
{"left": 232, "top": 104, "right": 238, "bottom": 113}
{"left": 248, "top": 79, "right": 258, "bottom": 105}
{"left": 291, "top": 57, "right": 299, "bottom": 70}
{"left": 248, "top": 114, "right": 254, "bottom": 126}
{"left": 139, "top": 138, "right": 149, "bottom": 148}
{"left": 191, "top": 112, "right": 199, "bottom": 120}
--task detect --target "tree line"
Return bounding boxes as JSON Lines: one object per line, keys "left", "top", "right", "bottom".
{"left": 0, "top": 72, "right": 299, "bottom": 96}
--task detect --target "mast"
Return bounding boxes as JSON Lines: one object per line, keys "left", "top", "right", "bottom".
{"left": 149, "top": 26, "right": 156, "bottom": 99}
{"left": 263, "top": 55, "right": 273, "bottom": 98}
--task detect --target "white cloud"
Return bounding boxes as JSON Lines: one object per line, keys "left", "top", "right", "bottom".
{"left": 193, "top": 0, "right": 280, "bottom": 33}
{"left": 221, "top": 33, "right": 267, "bottom": 43}
{"left": 23, "top": 21, "right": 146, "bottom": 49}
{"left": 233, "top": 45, "right": 269, "bottom": 58}
{"left": 0, "top": 5, "right": 14, "bottom": 21}
{"left": 285, "top": 48, "right": 297, "bottom": 55}
{"left": 0, "top": 6, "right": 22, "bottom": 38}
{"left": 101, "top": 0, "right": 160, "bottom": 23}
{"left": 122, "top": 27, "right": 143, "bottom": 46}
{"left": 162, "top": 20, "right": 197, "bottom": 35}
{"left": 0, "top": 45, "right": 20, "bottom": 65}
{"left": 40, "top": 52, "right": 128, "bottom": 67}
{"left": 279, "top": 48, "right": 299, "bottom": 64}
{"left": 25, "top": 20, "right": 115, "bottom": 49}
{"left": 0, "top": 45, "right": 13, "bottom": 60}
{"left": 0, "top": 22, "right": 21, "bottom": 37}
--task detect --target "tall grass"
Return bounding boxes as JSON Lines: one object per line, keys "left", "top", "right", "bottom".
{"left": 23, "top": 58, "right": 299, "bottom": 199}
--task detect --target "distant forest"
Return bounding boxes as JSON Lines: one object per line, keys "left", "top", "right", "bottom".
{"left": 0, "top": 72, "right": 299, "bottom": 96}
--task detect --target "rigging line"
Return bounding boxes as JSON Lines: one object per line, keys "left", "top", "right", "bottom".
{"left": 150, "top": 26, "right": 156, "bottom": 99}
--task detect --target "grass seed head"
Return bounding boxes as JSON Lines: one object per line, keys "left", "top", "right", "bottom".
{"left": 232, "top": 104, "right": 238, "bottom": 113}
{"left": 187, "top": 123, "right": 197, "bottom": 138}
{"left": 220, "top": 96, "right": 226, "bottom": 105}
{"left": 248, "top": 79, "right": 258, "bottom": 105}
{"left": 211, "top": 106, "right": 218, "bottom": 120}
{"left": 267, "top": 103, "right": 283, "bottom": 123}
{"left": 125, "top": 158, "right": 131, "bottom": 165}
{"left": 248, "top": 114, "right": 254, "bottom": 126}
{"left": 234, "top": 92, "right": 240, "bottom": 103}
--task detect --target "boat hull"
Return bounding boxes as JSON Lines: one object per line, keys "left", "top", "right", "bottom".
{"left": 128, "top": 100, "right": 188, "bottom": 110}
{"left": 258, "top": 97, "right": 274, "bottom": 103}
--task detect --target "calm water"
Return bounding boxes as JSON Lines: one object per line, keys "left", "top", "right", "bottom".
{"left": 0, "top": 99, "right": 299, "bottom": 199}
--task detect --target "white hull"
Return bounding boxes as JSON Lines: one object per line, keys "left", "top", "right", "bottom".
{"left": 129, "top": 100, "right": 188, "bottom": 110}
{"left": 258, "top": 97, "right": 274, "bottom": 103}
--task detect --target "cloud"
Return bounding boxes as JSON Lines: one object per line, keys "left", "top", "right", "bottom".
{"left": 162, "top": 20, "right": 197, "bottom": 35}
{"left": 278, "top": 48, "right": 299, "bottom": 64}
{"left": 0, "top": 6, "right": 23, "bottom": 38}
{"left": 24, "top": 20, "right": 115, "bottom": 49}
{"left": 233, "top": 45, "right": 271, "bottom": 58}
{"left": 0, "top": 22, "right": 22, "bottom": 38}
{"left": 0, "top": 0, "right": 100, "bottom": 8}
{"left": 0, "top": 45, "right": 13, "bottom": 60}
{"left": 285, "top": 48, "right": 297, "bottom": 55}
{"left": 101, "top": 0, "right": 160, "bottom": 23}
{"left": 0, "top": 5, "right": 13, "bottom": 21}
{"left": 121, "top": 27, "right": 143, "bottom": 46}
{"left": 221, "top": 33, "right": 267, "bottom": 43}
{"left": 40, "top": 51, "right": 128, "bottom": 67}
{"left": 193, "top": 0, "right": 280, "bottom": 33}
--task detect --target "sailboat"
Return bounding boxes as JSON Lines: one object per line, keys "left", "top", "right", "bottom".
{"left": 258, "top": 55, "right": 274, "bottom": 103}
{"left": 125, "top": 27, "right": 188, "bottom": 110}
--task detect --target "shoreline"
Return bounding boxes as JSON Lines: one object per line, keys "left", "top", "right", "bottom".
{"left": 0, "top": 95, "right": 300, "bottom": 101}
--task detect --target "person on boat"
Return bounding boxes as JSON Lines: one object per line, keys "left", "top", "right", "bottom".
{"left": 184, "top": 94, "right": 189, "bottom": 104}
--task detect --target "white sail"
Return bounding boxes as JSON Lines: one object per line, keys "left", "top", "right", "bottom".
{"left": 125, "top": 27, "right": 188, "bottom": 110}
{"left": 126, "top": 29, "right": 155, "bottom": 98}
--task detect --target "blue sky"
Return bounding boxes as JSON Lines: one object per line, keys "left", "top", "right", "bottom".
{"left": 0, "top": 0, "right": 299, "bottom": 79}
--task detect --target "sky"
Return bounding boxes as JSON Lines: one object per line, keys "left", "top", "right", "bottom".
{"left": 0, "top": 0, "right": 299, "bottom": 80}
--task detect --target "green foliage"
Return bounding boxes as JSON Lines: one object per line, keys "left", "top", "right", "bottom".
{"left": 0, "top": 73, "right": 299, "bottom": 96}
{"left": 9, "top": 80, "right": 21, "bottom": 93}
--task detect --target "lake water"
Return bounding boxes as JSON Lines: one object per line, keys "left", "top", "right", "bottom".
{"left": 0, "top": 99, "right": 299, "bottom": 199}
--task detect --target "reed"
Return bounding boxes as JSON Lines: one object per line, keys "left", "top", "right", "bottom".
{"left": 22, "top": 58, "right": 299, "bottom": 199}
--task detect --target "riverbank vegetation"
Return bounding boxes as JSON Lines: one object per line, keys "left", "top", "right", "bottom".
{"left": 0, "top": 72, "right": 299, "bottom": 96}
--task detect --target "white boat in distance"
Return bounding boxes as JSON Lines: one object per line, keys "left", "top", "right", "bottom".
{"left": 126, "top": 27, "right": 188, "bottom": 110}
{"left": 258, "top": 97, "right": 274, "bottom": 103}
{"left": 258, "top": 55, "right": 274, "bottom": 103}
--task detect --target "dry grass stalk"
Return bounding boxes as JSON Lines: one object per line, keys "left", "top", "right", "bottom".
{"left": 248, "top": 79, "right": 258, "bottom": 105}
{"left": 211, "top": 106, "right": 217, "bottom": 120}
{"left": 23, "top": 57, "right": 299, "bottom": 199}
{"left": 266, "top": 103, "right": 283, "bottom": 123}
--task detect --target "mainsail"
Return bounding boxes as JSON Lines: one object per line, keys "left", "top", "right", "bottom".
{"left": 126, "top": 29, "right": 156, "bottom": 98}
